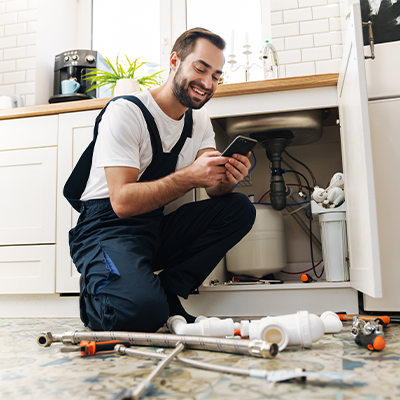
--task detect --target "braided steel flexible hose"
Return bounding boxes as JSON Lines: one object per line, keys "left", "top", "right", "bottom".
{"left": 37, "top": 330, "right": 279, "bottom": 358}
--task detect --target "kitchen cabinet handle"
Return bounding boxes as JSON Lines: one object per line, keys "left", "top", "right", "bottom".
{"left": 362, "top": 21, "right": 375, "bottom": 60}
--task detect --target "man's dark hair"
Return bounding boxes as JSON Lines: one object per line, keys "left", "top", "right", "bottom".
{"left": 171, "top": 27, "right": 226, "bottom": 62}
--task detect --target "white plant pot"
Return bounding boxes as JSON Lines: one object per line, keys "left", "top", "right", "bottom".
{"left": 114, "top": 78, "right": 140, "bottom": 96}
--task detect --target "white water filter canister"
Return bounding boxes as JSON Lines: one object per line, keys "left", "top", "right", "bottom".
{"left": 226, "top": 203, "right": 286, "bottom": 278}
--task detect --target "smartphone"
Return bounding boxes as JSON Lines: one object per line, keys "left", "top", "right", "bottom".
{"left": 220, "top": 136, "right": 258, "bottom": 157}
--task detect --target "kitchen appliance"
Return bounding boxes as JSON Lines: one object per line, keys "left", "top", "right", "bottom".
{"left": 0, "top": 95, "right": 24, "bottom": 109}
{"left": 49, "top": 49, "right": 110, "bottom": 104}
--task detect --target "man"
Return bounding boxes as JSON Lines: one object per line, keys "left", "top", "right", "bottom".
{"left": 65, "top": 27, "right": 256, "bottom": 332}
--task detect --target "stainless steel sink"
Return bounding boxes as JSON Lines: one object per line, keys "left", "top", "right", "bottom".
{"left": 225, "top": 109, "right": 324, "bottom": 146}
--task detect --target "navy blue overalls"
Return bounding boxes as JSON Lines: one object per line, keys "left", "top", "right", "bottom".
{"left": 64, "top": 95, "right": 256, "bottom": 332}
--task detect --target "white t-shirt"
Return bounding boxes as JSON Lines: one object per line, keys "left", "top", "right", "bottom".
{"left": 80, "top": 90, "right": 216, "bottom": 202}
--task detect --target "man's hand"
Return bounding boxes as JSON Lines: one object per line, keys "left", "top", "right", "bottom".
{"left": 187, "top": 150, "right": 231, "bottom": 188}
{"left": 223, "top": 152, "right": 252, "bottom": 185}
{"left": 199, "top": 150, "right": 252, "bottom": 197}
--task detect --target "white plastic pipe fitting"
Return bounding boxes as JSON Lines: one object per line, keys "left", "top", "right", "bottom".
{"left": 167, "top": 315, "right": 236, "bottom": 337}
{"left": 240, "top": 311, "right": 325, "bottom": 351}
{"left": 167, "top": 311, "right": 342, "bottom": 353}
{"left": 312, "top": 186, "right": 328, "bottom": 203}
{"left": 330, "top": 172, "right": 344, "bottom": 189}
{"left": 323, "top": 187, "right": 345, "bottom": 207}
{"left": 320, "top": 311, "right": 343, "bottom": 333}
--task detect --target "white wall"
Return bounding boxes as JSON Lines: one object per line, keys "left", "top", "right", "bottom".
{"left": 0, "top": 0, "right": 37, "bottom": 106}
{"left": 35, "top": 0, "right": 91, "bottom": 105}
{"left": 1, "top": 0, "right": 349, "bottom": 106}
{"left": 271, "top": 0, "right": 345, "bottom": 78}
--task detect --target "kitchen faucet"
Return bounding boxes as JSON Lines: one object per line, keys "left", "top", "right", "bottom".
{"left": 262, "top": 41, "right": 279, "bottom": 79}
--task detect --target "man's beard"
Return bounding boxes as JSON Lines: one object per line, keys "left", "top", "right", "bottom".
{"left": 172, "top": 64, "right": 213, "bottom": 109}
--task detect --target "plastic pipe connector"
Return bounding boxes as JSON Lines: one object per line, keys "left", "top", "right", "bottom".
{"left": 312, "top": 187, "right": 328, "bottom": 203}
{"left": 167, "top": 315, "right": 236, "bottom": 337}
{"left": 242, "top": 311, "right": 325, "bottom": 351}
{"left": 320, "top": 311, "right": 343, "bottom": 333}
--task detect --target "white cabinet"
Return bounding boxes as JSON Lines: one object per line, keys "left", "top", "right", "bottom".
{"left": 364, "top": 98, "right": 400, "bottom": 311}
{"left": 0, "top": 147, "right": 57, "bottom": 245}
{"left": 0, "top": 115, "right": 58, "bottom": 294}
{"left": 56, "top": 111, "right": 98, "bottom": 293}
{"left": 0, "top": 245, "right": 55, "bottom": 294}
{"left": 183, "top": 3, "right": 385, "bottom": 317}
{"left": 336, "top": 3, "right": 382, "bottom": 298}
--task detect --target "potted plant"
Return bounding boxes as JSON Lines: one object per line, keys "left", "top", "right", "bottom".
{"left": 83, "top": 54, "right": 163, "bottom": 96}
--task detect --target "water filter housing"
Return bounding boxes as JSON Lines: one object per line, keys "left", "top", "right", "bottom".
{"left": 226, "top": 203, "right": 286, "bottom": 278}
{"left": 311, "top": 201, "right": 349, "bottom": 282}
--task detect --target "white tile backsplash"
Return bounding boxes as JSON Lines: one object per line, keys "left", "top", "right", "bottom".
{"left": 26, "top": 44, "right": 35, "bottom": 57}
{"left": 16, "top": 32, "right": 35, "bottom": 46}
{"left": 302, "top": 45, "right": 331, "bottom": 61}
{"left": 284, "top": 7, "right": 313, "bottom": 23}
{"left": 26, "top": 20, "right": 35, "bottom": 32}
{"left": 15, "top": 80, "right": 34, "bottom": 94}
{"left": 0, "top": 12, "right": 17, "bottom": 25}
{"left": 6, "top": 1, "right": 28, "bottom": 13}
{"left": 5, "top": 21, "right": 26, "bottom": 35}
{"left": 269, "top": 0, "right": 344, "bottom": 78}
{"left": 299, "top": 0, "right": 327, "bottom": 7}
{"left": 271, "top": 0, "right": 299, "bottom": 12}
{"left": 312, "top": 4, "right": 340, "bottom": 19}
{"left": 0, "top": 35, "right": 17, "bottom": 48}
{"left": 314, "top": 31, "right": 342, "bottom": 46}
{"left": 271, "top": 11, "right": 284, "bottom": 25}
{"left": 279, "top": 49, "right": 302, "bottom": 64}
{"left": 0, "top": 59, "right": 15, "bottom": 72}
{"left": 286, "top": 61, "right": 316, "bottom": 77}
{"left": 329, "top": 16, "right": 342, "bottom": 31}
{"left": 0, "top": 84, "right": 16, "bottom": 96}
{"left": 272, "top": 22, "right": 300, "bottom": 38}
{"left": 4, "top": 46, "right": 26, "bottom": 60}
{"left": 300, "top": 18, "right": 330, "bottom": 35}
{"left": 315, "top": 58, "right": 342, "bottom": 73}
{"left": 4, "top": 70, "right": 25, "bottom": 84}
{"left": 16, "top": 56, "right": 35, "bottom": 70}
{"left": 0, "top": 0, "right": 37, "bottom": 99}
{"left": 285, "top": 34, "right": 314, "bottom": 50}
{"left": 17, "top": 9, "right": 36, "bottom": 22}
{"left": 331, "top": 44, "right": 343, "bottom": 59}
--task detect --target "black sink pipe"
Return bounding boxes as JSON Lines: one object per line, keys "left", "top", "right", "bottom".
{"left": 251, "top": 130, "right": 294, "bottom": 211}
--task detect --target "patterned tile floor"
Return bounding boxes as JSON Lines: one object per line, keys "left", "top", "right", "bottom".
{"left": 0, "top": 317, "right": 399, "bottom": 400}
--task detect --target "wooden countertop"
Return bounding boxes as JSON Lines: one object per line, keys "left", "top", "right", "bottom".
{"left": 0, "top": 73, "right": 338, "bottom": 121}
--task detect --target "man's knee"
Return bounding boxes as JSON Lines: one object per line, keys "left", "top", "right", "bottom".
{"left": 219, "top": 192, "right": 256, "bottom": 230}
{"left": 85, "top": 290, "right": 169, "bottom": 332}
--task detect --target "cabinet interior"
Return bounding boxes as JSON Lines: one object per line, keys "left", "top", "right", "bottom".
{"left": 209, "top": 107, "right": 342, "bottom": 285}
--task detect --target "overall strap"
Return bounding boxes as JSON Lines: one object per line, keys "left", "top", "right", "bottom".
{"left": 170, "top": 109, "right": 193, "bottom": 155}
{"left": 94, "top": 95, "right": 163, "bottom": 155}
{"left": 63, "top": 95, "right": 162, "bottom": 212}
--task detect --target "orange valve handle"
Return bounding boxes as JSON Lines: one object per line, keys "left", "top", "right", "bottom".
{"left": 354, "top": 333, "right": 386, "bottom": 351}
{"left": 301, "top": 273, "right": 315, "bottom": 283}
{"left": 79, "top": 340, "right": 126, "bottom": 355}
{"left": 337, "top": 314, "right": 390, "bottom": 326}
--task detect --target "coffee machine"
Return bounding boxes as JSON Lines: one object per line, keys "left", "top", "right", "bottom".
{"left": 49, "top": 49, "right": 110, "bottom": 104}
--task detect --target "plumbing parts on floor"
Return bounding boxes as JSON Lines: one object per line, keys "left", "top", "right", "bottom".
{"left": 167, "top": 310, "right": 343, "bottom": 352}
{"left": 351, "top": 316, "right": 386, "bottom": 351}
{"left": 37, "top": 330, "right": 278, "bottom": 358}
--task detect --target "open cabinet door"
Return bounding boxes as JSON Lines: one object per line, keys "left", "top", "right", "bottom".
{"left": 337, "top": 3, "right": 382, "bottom": 298}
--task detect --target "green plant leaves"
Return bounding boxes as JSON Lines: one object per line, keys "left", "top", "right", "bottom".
{"left": 82, "top": 54, "right": 163, "bottom": 93}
